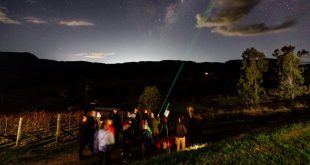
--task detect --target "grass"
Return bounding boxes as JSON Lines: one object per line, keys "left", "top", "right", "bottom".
{"left": 132, "top": 122, "right": 310, "bottom": 165}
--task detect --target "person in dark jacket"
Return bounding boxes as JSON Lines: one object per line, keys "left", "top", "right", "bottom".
{"left": 185, "top": 106, "right": 196, "bottom": 144}
{"left": 175, "top": 117, "right": 187, "bottom": 151}
{"left": 185, "top": 106, "right": 203, "bottom": 144}
{"left": 141, "top": 120, "right": 153, "bottom": 156}
{"left": 111, "top": 109, "right": 121, "bottom": 145}
{"left": 78, "top": 115, "right": 90, "bottom": 160}
{"left": 122, "top": 119, "right": 134, "bottom": 162}
{"left": 133, "top": 108, "right": 141, "bottom": 131}
{"left": 87, "top": 110, "right": 99, "bottom": 153}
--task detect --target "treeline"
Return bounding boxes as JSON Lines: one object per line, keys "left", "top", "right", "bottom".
{"left": 237, "top": 45, "right": 309, "bottom": 106}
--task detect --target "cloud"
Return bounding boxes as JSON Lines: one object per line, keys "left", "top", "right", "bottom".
{"left": 0, "top": 7, "right": 20, "bottom": 24}
{"left": 74, "top": 52, "right": 115, "bottom": 59}
{"left": 197, "top": 0, "right": 260, "bottom": 28}
{"left": 59, "top": 20, "right": 94, "bottom": 27}
{"left": 24, "top": 16, "right": 47, "bottom": 24}
{"left": 213, "top": 20, "right": 296, "bottom": 37}
{"left": 196, "top": 0, "right": 296, "bottom": 37}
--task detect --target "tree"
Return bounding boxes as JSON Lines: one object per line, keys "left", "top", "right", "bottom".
{"left": 138, "top": 86, "right": 161, "bottom": 112}
{"left": 273, "top": 45, "right": 309, "bottom": 100}
{"left": 237, "top": 48, "right": 268, "bottom": 105}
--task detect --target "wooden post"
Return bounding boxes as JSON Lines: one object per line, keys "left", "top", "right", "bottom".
{"left": 16, "top": 117, "right": 23, "bottom": 146}
{"left": 47, "top": 121, "right": 50, "bottom": 132}
{"left": 68, "top": 114, "right": 71, "bottom": 131}
{"left": 56, "top": 114, "right": 61, "bottom": 143}
{"left": 4, "top": 118, "right": 8, "bottom": 136}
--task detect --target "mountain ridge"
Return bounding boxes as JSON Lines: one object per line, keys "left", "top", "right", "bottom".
{"left": 0, "top": 51, "right": 308, "bottom": 112}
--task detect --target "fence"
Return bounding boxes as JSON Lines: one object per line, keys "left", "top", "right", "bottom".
{"left": 0, "top": 111, "right": 84, "bottom": 150}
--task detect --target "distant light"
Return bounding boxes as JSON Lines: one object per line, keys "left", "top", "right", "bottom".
{"left": 205, "top": 72, "right": 209, "bottom": 75}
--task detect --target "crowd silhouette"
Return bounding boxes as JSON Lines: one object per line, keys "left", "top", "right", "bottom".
{"left": 78, "top": 106, "right": 203, "bottom": 164}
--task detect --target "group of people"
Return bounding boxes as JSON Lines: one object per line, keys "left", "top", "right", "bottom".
{"left": 78, "top": 106, "right": 202, "bottom": 164}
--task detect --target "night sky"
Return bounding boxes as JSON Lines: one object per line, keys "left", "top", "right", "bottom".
{"left": 0, "top": 0, "right": 309, "bottom": 63}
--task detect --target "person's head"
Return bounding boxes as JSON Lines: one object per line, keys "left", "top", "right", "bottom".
{"left": 106, "top": 119, "right": 113, "bottom": 126}
{"left": 113, "top": 109, "right": 118, "bottom": 114}
{"left": 134, "top": 108, "right": 138, "bottom": 114}
{"left": 187, "top": 106, "right": 194, "bottom": 113}
{"left": 96, "top": 112, "right": 102, "bottom": 118}
{"left": 150, "top": 112, "right": 154, "bottom": 118}
{"left": 81, "top": 115, "right": 87, "bottom": 123}
{"left": 126, "top": 111, "right": 131, "bottom": 117}
{"left": 103, "top": 119, "right": 113, "bottom": 129}
{"left": 91, "top": 110, "right": 97, "bottom": 117}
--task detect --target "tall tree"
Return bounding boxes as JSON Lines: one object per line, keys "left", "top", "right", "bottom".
{"left": 138, "top": 85, "right": 161, "bottom": 112}
{"left": 237, "top": 48, "right": 268, "bottom": 105}
{"left": 273, "top": 45, "right": 309, "bottom": 100}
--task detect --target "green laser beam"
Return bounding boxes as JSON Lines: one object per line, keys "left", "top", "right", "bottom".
{"left": 158, "top": 0, "right": 215, "bottom": 114}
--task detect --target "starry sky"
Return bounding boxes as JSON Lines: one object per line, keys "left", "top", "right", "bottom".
{"left": 0, "top": 0, "right": 309, "bottom": 63}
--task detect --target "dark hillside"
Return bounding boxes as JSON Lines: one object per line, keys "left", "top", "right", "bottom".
{"left": 0, "top": 52, "right": 309, "bottom": 112}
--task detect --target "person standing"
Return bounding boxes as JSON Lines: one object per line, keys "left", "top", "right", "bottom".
{"left": 175, "top": 117, "right": 187, "bottom": 152}
{"left": 87, "top": 110, "right": 99, "bottom": 153}
{"left": 97, "top": 120, "right": 115, "bottom": 165}
{"left": 133, "top": 108, "right": 141, "bottom": 130}
{"left": 149, "top": 112, "right": 160, "bottom": 138}
{"left": 186, "top": 106, "right": 195, "bottom": 144}
{"left": 141, "top": 120, "right": 153, "bottom": 156}
{"left": 122, "top": 119, "right": 134, "bottom": 162}
{"left": 78, "top": 115, "right": 90, "bottom": 160}
{"left": 111, "top": 109, "right": 121, "bottom": 145}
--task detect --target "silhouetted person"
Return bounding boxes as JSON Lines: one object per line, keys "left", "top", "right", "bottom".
{"left": 142, "top": 109, "right": 149, "bottom": 121}
{"left": 130, "top": 113, "right": 139, "bottom": 137}
{"left": 141, "top": 120, "right": 153, "bottom": 156}
{"left": 175, "top": 117, "right": 187, "bottom": 151}
{"left": 185, "top": 106, "right": 203, "bottom": 144}
{"left": 78, "top": 115, "right": 90, "bottom": 160}
{"left": 185, "top": 106, "right": 195, "bottom": 144}
{"left": 87, "top": 110, "right": 99, "bottom": 153}
{"left": 122, "top": 119, "right": 134, "bottom": 163}
{"left": 111, "top": 109, "right": 121, "bottom": 145}
{"left": 149, "top": 112, "right": 160, "bottom": 138}
{"left": 133, "top": 108, "right": 141, "bottom": 131}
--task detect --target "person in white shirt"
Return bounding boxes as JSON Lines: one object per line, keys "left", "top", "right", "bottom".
{"left": 97, "top": 120, "right": 115, "bottom": 165}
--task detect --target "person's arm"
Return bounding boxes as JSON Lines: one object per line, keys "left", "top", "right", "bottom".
{"left": 183, "top": 125, "right": 188, "bottom": 135}
{"left": 157, "top": 115, "right": 160, "bottom": 124}
{"left": 109, "top": 132, "right": 115, "bottom": 144}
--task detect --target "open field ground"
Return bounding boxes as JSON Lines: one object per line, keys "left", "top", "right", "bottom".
{"left": 0, "top": 104, "right": 309, "bottom": 165}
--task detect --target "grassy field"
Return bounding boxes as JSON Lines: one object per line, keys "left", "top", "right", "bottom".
{"left": 133, "top": 122, "right": 310, "bottom": 165}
